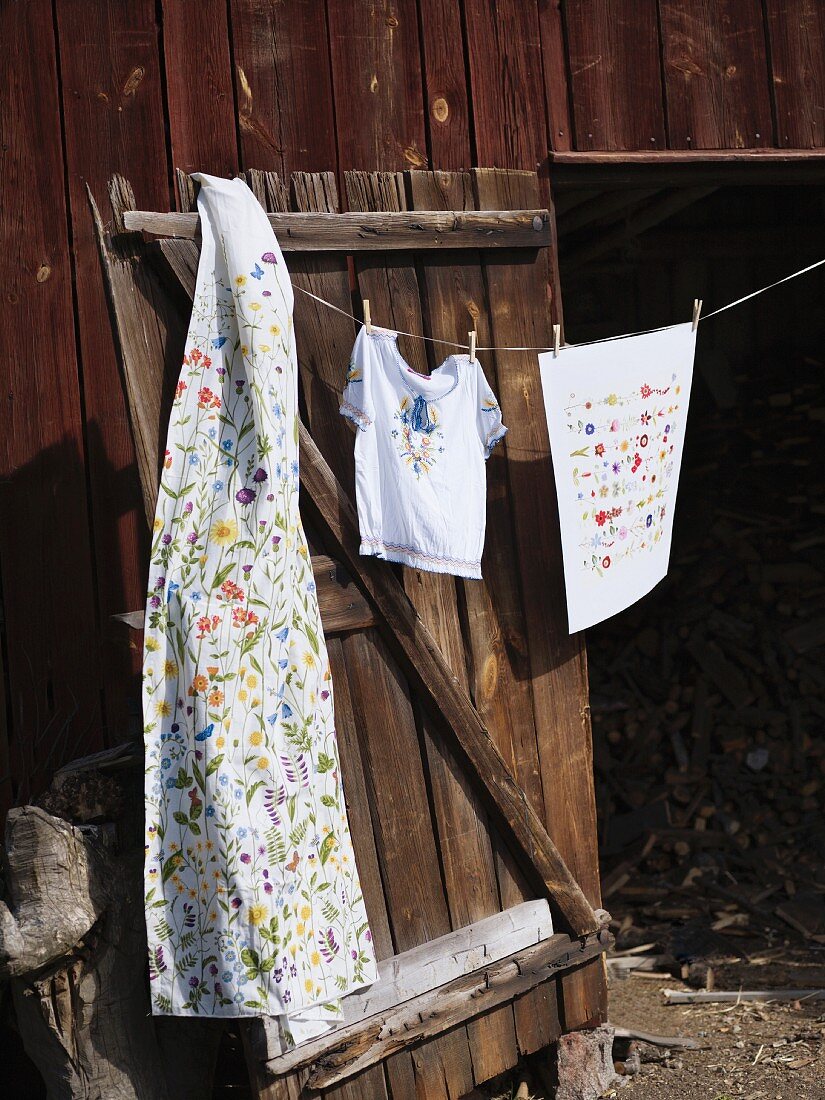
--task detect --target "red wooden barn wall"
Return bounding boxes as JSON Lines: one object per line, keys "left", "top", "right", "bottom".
{"left": 1, "top": 1, "right": 823, "bottom": 811}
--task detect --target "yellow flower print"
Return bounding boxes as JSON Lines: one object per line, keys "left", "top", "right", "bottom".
{"left": 248, "top": 904, "right": 267, "bottom": 926}
{"left": 303, "top": 652, "right": 315, "bottom": 668}
{"left": 300, "top": 904, "right": 312, "bottom": 921}
{"left": 239, "top": 668, "right": 247, "bottom": 681}
{"left": 153, "top": 517, "right": 163, "bottom": 532}
{"left": 155, "top": 700, "right": 172, "bottom": 718}
{"left": 259, "top": 344, "right": 271, "bottom": 352}
{"left": 250, "top": 302, "right": 261, "bottom": 311}
{"left": 251, "top": 697, "right": 261, "bottom": 708}
{"left": 249, "top": 730, "right": 263, "bottom": 747}
{"left": 240, "top": 345, "right": 249, "bottom": 356}
{"left": 235, "top": 274, "right": 247, "bottom": 287}
{"left": 310, "top": 950, "right": 321, "bottom": 967}
{"left": 164, "top": 660, "right": 178, "bottom": 678}
{"left": 216, "top": 735, "right": 225, "bottom": 749}
{"left": 304, "top": 978, "right": 314, "bottom": 994}
{"left": 296, "top": 922, "right": 305, "bottom": 936}
{"left": 145, "top": 636, "right": 160, "bottom": 653}
{"left": 210, "top": 517, "right": 238, "bottom": 546}
{"left": 269, "top": 324, "right": 281, "bottom": 336}
{"left": 238, "top": 688, "right": 248, "bottom": 703}
{"left": 256, "top": 756, "right": 269, "bottom": 770}
{"left": 246, "top": 674, "right": 257, "bottom": 689}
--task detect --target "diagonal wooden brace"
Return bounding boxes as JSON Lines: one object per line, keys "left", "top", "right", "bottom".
{"left": 297, "top": 421, "right": 599, "bottom": 936}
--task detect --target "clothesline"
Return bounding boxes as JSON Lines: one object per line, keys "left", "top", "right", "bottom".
{"left": 291, "top": 254, "right": 825, "bottom": 355}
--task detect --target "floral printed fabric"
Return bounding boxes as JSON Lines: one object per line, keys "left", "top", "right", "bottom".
{"left": 539, "top": 323, "right": 696, "bottom": 633}
{"left": 340, "top": 325, "right": 507, "bottom": 579}
{"left": 143, "top": 174, "right": 377, "bottom": 1043}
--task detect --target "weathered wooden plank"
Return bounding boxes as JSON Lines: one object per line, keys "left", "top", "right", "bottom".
{"left": 265, "top": 899, "right": 553, "bottom": 1065}
{"left": 326, "top": 0, "right": 427, "bottom": 171}
{"left": 343, "top": 631, "right": 473, "bottom": 1099}
{"left": 348, "top": 170, "right": 518, "bottom": 1086}
{"left": 55, "top": 0, "right": 170, "bottom": 749}
{"left": 297, "top": 419, "right": 600, "bottom": 938}
{"left": 229, "top": 0, "right": 338, "bottom": 176}
{"left": 659, "top": 0, "right": 774, "bottom": 149}
{"left": 472, "top": 169, "right": 605, "bottom": 1028}
{"left": 407, "top": 168, "right": 563, "bottom": 1056}
{"left": 114, "top": 557, "right": 375, "bottom": 636}
{"left": 90, "top": 180, "right": 189, "bottom": 527}
{"left": 162, "top": 0, "right": 239, "bottom": 177}
{"left": 417, "top": 0, "right": 472, "bottom": 168}
{"left": 269, "top": 930, "right": 611, "bottom": 1088}
{"left": 563, "top": 0, "right": 667, "bottom": 151}
{"left": 537, "top": 0, "right": 574, "bottom": 151}
{"left": 0, "top": 0, "right": 102, "bottom": 809}
{"left": 344, "top": 901, "right": 552, "bottom": 1023}
{"left": 285, "top": 169, "right": 448, "bottom": 1100}
{"left": 765, "top": 0, "right": 825, "bottom": 148}
{"left": 463, "top": 0, "right": 548, "bottom": 170}
{"left": 123, "top": 206, "right": 552, "bottom": 248}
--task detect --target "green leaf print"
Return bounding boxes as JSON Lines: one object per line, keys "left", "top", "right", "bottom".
{"left": 317, "top": 753, "right": 335, "bottom": 774}
{"left": 319, "top": 833, "right": 336, "bottom": 865}
{"left": 320, "top": 794, "right": 336, "bottom": 808}
{"left": 211, "top": 562, "right": 236, "bottom": 590}
{"left": 161, "top": 853, "right": 183, "bottom": 883}
{"left": 305, "top": 621, "right": 319, "bottom": 657}
{"left": 205, "top": 754, "right": 224, "bottom": 777}
{"left": 174, "top": 768, "right": 191, "bottom": 789}
{"left": 241, "top": 946, "right": 259, "bottom": 970}
{"left": 173, "top": 811, "right": 189, "bottom": 827}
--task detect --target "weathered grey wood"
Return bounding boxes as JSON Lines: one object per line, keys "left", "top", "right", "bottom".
{"left": 267, "top": 930, "right": 611, "bottom": 1088}
{"left": 122, "top": 207, "right": 552, "bottom": 249}
{"left": 260, "top": 901, "right": 553, "bottom": 1059}
{"left": 297, "top": 420, "right": 600, "bottom": 937}
{"left": 116, "top": 555, "right": 376, "bottom": 636}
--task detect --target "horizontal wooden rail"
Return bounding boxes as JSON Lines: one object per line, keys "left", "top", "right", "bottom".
{"left": 260, "top": 900, "right": 554, "bottom": 1059}
{"left": 114, "top": 555, "right": 375, "bottom": 636}
{"left": 267, "top": 927, "right": 611, "bottom": 1088}
{"left": 122, "top": 208, "right": 551, "bottom": 249}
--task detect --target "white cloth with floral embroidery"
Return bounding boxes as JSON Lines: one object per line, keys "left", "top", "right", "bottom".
{"left": 340, "top": 326, "right": 507, "bottom": 578}
{"left": 143, "top": 174, "right": 377, "bottom": 1044}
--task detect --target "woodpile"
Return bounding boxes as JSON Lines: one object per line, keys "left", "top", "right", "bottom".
{"left": 590, "top": 350, "right": 825, "bottom": 956}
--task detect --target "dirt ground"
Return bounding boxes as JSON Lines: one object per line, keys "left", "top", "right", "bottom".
{"left": 607, "top": 946, "right": 825, "bottom": 1100}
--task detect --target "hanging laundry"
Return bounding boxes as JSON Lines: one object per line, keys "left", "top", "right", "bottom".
{"left": 340, "top": 326, "right": 507, "bottom": 579}
{"left": 142, "top": 174, "right": 378, "bottom": 1045}
{"left": 539, "top": 323, "right": 696, "bottom": 633}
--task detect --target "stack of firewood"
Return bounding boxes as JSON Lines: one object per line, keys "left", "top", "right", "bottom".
{"left": 589, "top": 351, "right": 825, "bottom": 949}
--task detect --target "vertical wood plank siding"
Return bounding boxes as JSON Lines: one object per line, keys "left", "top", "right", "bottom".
{"left": 0, "top": 0, "right": 102, "bottom": 807}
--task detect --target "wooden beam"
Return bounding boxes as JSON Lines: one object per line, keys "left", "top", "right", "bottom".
{"left": 115, "top": 555, "right": 375, "bottom": 636}
{"left": 121, "top": 207, "right": 552, "bottom": 249}
{"left": 266, "top": 929, "right": 611, "bottom": 1088}
{"left": 562, "top": 187, "right": 717, "bottom": 270}
{"left": 296, "top": 422, "right": 600, "bottom": 937}
{"left": 550, "top": 149, "right": 825, "bottom": 189}
{"left": 261, "top": 901, "right": 554, "bottom": 1059}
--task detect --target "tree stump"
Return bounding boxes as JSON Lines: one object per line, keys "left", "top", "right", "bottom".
{"left": 0, "top": 747, "right": 222, "bottom": 1099}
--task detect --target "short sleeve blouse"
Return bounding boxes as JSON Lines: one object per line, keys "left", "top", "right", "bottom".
{"left": 340, "top": 326, "right": 506, "bottom": 579}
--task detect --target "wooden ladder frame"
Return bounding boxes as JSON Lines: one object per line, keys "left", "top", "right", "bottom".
{"left": 92, "top": 167, "right": 607, "bottom": 1098}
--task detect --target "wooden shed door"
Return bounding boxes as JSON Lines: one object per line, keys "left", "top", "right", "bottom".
{"left": 94, "top": 167, "right": 607, "bottom": 1100}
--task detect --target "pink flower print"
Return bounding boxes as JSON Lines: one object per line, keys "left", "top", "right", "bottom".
{"left": 261, "top": 252, "right": 278, "bottom": 264}
{"left": 236, "top": 488, "right": 256, "bottom": 505}
{"left": 610, "top": 419, "right": 619, "bottom": 432}
{"left": 618, "top": 526, "right": 628, "bottom": 540}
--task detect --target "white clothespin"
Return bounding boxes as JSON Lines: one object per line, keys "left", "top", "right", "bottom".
{"left": 553, "top": 323, "right": 561, "bottom": 358}
{"left": 468, "top": 330, "right": 477, "bottom": 363}
{"left": 692, "top": 298, "right": 703, "bottom": 331}
{"left": 363, "top": 299, "right": 372, "bottom": 334}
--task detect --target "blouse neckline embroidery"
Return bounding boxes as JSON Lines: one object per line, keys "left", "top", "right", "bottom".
{"left": 368, "top": 329, "right": 464, "bottom": 402}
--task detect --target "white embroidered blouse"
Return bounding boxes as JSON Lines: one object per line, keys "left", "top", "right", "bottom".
{"left": 340, "top": 326, "right": 507, "bottom": 579}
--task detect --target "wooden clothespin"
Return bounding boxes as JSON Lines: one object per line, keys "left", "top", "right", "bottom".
{"left": 468, "top": 330, "right": 477, "bottom": 363}
{"left": 363, "top": 299, "right": 372, "bottom": 334}
{"left": 692, "top": 298, "right": 703, "bottom": 331}
{"left": 553, "top": 323, "right": 561, "bottom": 358}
